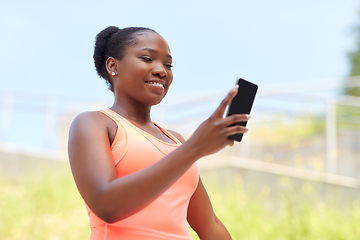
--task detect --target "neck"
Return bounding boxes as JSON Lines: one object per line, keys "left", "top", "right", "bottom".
{"left": 111, "top": 98, "right": 152, "bottom": 125}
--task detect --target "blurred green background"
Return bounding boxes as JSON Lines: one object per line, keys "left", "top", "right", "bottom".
{"left": 2, "top": 0, "right": 360, "bottom": 239}
{"left": 1, "top": 151, "right": 360, "bottom": 240}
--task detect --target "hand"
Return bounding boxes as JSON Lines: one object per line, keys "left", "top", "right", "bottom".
{"left": 186, "top": 85, "right": 251, "bottom": 158}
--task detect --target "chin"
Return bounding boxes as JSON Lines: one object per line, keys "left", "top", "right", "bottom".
{"left": 149, "top": 93, "right": 167, "bottom": 106}
{"left": 149, "top": 99, "right": 163, "bottom": 106}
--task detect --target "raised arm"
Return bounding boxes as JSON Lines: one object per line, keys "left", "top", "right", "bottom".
{"left": 68, "top": 86, "right": 249, "bottom": 223}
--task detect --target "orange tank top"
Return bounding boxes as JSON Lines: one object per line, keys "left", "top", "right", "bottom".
{"left": 87, "top": 109, "right": 199, "bottom": 240}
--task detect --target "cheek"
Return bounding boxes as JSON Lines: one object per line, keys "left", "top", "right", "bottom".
{"left": 167, "top": 74, "right": 173, "bottom": 88}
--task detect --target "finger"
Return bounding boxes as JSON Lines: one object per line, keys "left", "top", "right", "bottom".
{"left": 223, "top": 124, "right": 249, "bottom": 137}
{"left": 212, "top": 85, "right": 238, "bottom": 117}
{"left": 221, "top": 114, "right": 251, "bottom": 128}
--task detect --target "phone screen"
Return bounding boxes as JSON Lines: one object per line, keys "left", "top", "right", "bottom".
{"left": 227, "top": 78, "right": 258, "bottom": 142}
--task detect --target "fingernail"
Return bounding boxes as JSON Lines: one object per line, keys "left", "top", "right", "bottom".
{"left": 230, "top": 85, "right": 239, "bottom": 92}
{"left": 246, "top": 114, "right": 251, "bottom": 119}
{"left": 246, "top": 128, "right": 249, "bottom": 132}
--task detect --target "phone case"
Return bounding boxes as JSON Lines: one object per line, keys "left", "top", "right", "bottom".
{"left": 227, "top": 78, "right": 258, "bottom": 142}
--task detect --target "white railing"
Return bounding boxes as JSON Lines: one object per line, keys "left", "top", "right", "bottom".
{"left": 1, "top": 77, "right": 360, "bottom": 178}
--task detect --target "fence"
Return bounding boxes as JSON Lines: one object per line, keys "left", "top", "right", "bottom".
{"left": 1, "top": 77, "right": 360, "bottom": 180}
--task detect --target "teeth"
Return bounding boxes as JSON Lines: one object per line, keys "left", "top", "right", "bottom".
{"left": 148, "top": 82, "right": 164, "bottom": 87}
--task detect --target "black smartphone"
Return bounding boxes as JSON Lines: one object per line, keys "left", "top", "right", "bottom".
{"left": 227, "top": 78, "right": 258, "bottom": 142}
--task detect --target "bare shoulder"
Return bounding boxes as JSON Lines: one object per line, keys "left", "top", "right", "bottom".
{"left": 68, "top": 111, "right": 116, "bottom": 146}
{"left": 71, "top": 111, "right": 107, "bottom": 124}
{"left": 70, "top": 111, "right": 108, "bottom": 133}
{"left": 166, "top": 129, "right": 186, "bottom": 143}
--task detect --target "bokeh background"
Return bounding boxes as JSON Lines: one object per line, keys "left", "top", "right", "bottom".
{"left": 2, "top": 0, "right": 360, "bottom": 239}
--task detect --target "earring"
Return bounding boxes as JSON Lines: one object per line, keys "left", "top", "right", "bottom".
{"left": 112, "top": 72, "right": 116, "bottom": 76}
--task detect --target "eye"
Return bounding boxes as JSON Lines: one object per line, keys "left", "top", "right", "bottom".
{"left": 140, "top": 56, "right": 152, "bottom": 62}
{"left": 165, "top": 63, "right": 173, "bottom": 69}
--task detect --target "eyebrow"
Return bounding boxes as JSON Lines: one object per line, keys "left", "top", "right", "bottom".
{"left": 140, "top": 47, "right": 172, "bottom": 60}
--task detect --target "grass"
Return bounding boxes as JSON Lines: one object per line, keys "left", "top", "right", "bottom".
{"left": 1, "top": 166, "right": 360, "bottom": 240}
{"left": 0, "top": 169, "right": 89, "bottom": 240}
{"left": 192, "top": 174, "right": 360, "bottom": 240}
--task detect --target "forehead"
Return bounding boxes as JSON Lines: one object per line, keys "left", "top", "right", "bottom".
{"left": 131, "top": 31, "right": 171, "bottom": 55}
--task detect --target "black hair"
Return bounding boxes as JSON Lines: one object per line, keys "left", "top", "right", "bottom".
{"left": 93, "top": 26, "right": 157, "bottom": 92}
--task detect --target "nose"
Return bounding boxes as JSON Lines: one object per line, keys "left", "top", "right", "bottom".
{"left": 152, "top": 63, "right": 167, "bottom": 78}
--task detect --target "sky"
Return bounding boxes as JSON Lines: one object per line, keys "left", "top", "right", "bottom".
{"left": 1, "top": 0, "right": 360, "bottom": 152}
{"left": 1, "top": 0, "right": 360, "bottom": 102}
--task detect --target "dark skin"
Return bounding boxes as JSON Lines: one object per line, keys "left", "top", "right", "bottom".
{"left": 68, "top": 31, "right": 250, "bottom": 239}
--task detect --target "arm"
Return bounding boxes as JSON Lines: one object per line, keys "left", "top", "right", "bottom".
{"left": 187, "top": 179, "right": 232, "bottom": 240}
{"left": 68, "top": 86, "right": 249, "bottom": 223}
{"left": 69, "top": 111, "right": 201, "bottom": 223}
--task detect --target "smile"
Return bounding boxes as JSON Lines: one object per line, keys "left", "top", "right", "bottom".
{"left": 145, "top": 81, "right": 165, "bottom": 88}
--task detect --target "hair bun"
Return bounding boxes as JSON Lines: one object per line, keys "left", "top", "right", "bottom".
{"left": 93, "top": 26, "right": 120, "bottom": 79}
{"left": 93, "top": 26, "right": 156, "bottom": 92}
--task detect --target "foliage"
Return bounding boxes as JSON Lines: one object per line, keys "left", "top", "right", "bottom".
{"left": 192, "top": 175, "right": 360, "bottom": 240}
{"left": 251, "top": 115, "right": 325, "bottom": 145}
{"left": 1, "top": 168, "right": 360, "bottom": 239}
{"left": 336, "top": 104, "right": 360, "bottom": 131}
{"left": 345, "top": 11, "right": 360, "bottom": 96}
{"left": 0, "top": 170, "right": 89, "bottom": 240}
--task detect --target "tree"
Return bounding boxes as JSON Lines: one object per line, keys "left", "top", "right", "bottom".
{"left": 345, "top": 12, "right": 360, "bottom": 96}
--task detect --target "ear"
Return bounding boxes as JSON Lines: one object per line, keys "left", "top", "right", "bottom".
{"left": 106, "top": 57, "right": 117, "bottom": 76}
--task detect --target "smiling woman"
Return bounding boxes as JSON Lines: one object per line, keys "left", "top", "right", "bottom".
{"left": 109, "top": 30, "right": 173, "bottom": 108}
{"left": 68, "top": 26, "right": 250, "bottom": 240}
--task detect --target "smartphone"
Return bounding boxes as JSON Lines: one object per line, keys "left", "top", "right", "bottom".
{"left": 227, "top": 78, "right": 258, "bottom": 142}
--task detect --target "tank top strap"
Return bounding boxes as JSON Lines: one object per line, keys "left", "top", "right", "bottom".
{"left": 98, "top": 109, "right": 127, "bottom": 126}
{"left": 152, "top": 122, "right": 182, "bottom": 145}
{"left": 98, "top": 109, "right": 130, "bottom": 166}
{"left": 100, "top": 109, "right": 182, "bottom": 146}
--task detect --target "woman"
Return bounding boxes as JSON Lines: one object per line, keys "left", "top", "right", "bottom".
{"left": 68, "top": 26, "right": 250, "bottom": 240}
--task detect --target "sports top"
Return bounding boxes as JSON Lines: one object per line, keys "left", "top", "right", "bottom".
{"left": 87, "top": 109, "right": 199, "bottom": 240}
